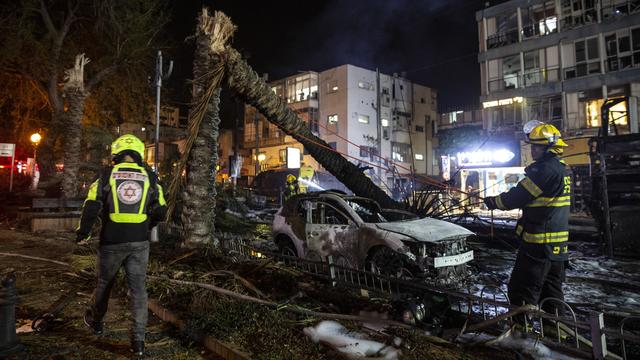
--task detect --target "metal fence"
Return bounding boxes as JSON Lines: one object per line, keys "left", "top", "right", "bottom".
{"left": 220, "top": 236, "right": 640, "bottom": 359}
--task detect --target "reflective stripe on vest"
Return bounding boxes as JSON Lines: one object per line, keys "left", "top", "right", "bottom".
{"left": 525, "top": 195, "right": 571, "bottom": 208}
{"left": 522, "top": 230, "right": 569, "bottom": 244}
{"left": 108, "top": 163, "right": 150, "bottom": 223}
{"left": 520, "top": 177, "right": 543, "bottom": 197}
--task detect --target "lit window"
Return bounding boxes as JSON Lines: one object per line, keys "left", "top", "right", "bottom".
{"left": 358, "top": 81, "right": 373, "bottom": 90}
{"left": 415, "top": 153, "right": 424, "bottom": 160}
{"left": 328, "top": 114, "right": 338, "bottom": 124}
{"left": 358, "top": 114, "right": 370, "bottom": 124}
{"left": 587, "top": 98, "right": 628, "bottom": 127}
{"left": 381, "top": 118, "right": 389, "bottom": 127}
{"left": 327, "top": 80, "right": 339, "bottom": 93}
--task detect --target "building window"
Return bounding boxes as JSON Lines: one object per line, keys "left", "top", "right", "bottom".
{"left": 486, "top": 11, "right": 518, "bottom": 48}
{"left": 415, "top": 125, "right": 424, "bottom": 132}
{"left": 381, "top": 118, "right": 389, "bottom": 127}
{"left": 358, "top": 81, "right": 373, "bottom": 90}
{"left": 560, "top": 0, "right": 597, "bottom": 30}
{"left": 525, "top": 96, "right": 563, "bottom": 129}
{"left": 420, "top": 97, "right": 426, "bottom": 104}
{"left": 358, "top": 114, "right": 370, "bottom": 124}
{"left": 521, "top": 1, "right": 557, "bottom": 39}
{"left": 391, "top": 142, "right": 410, "bottom": 163}
{"left": 605, "top": 28, "right": 640, "bottom": 72}
{"left": 566, "top": 37, "right": 600, "bottom": 79}
{"left": 586, "top": 98, "right": 628, "bottom": 127}
{"left": 328, "top": 142, "right": 337, "bottom": 150}
{"left": 279, "top": 149, "right": 287, "bottom": 163}
{"left": 326, "top": 80, "right": 339, "bottom": 93}
{"left": 360, "top": 146, "right": 376, "bottom": 158}
{"left": 415, "top": 153, "right": 424, "bottom": 161}
{"left": 328, "top": 114, "right": 338, "bottom": 124}
{"left": 286, "top": 73, "right": 318, "bottom": 103}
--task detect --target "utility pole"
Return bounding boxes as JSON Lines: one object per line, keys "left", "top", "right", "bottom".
{"left": 254, "top": 109, "right": 260, "bottom": 176}
{"left": 154, "top": 50, "right": 173, "bottom": 172}
{"left": 376, "top": 68, "right": 382, "bottom": 186}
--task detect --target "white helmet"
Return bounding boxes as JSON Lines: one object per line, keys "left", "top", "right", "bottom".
{"left": 523, "top": 120, "right": 544, "bottom": 135}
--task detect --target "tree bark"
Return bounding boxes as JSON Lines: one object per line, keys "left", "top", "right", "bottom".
{"left": 60, "top": 90, "right": 87, "bottom": 198}
{"left": 223, "top": 48, "right": 401, "bottom": 210}
{"left": 180, "top": 18, "right": 222, "bottom": 247}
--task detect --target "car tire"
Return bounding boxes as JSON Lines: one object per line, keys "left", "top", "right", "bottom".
{"left": 367, "top": 247, "right": 413, "bottom": 279}
{"left": 277, "top": 237, "right": 297, "bottom": 258}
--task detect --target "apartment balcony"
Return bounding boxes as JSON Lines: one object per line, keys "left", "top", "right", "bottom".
{"left": 601, "top": 0, "right": 640, "bottom": 21}
{"left": 242, "top": 135, "right": 286, "bottom": 149}
{"left": 488, "top": 68, "right": 560, "bottom": 94}
{"left": 486, "top": 28, "right": 519, "bottom": 49}
{"left": 563, "top": 63, "right": 602, "bottom": 80}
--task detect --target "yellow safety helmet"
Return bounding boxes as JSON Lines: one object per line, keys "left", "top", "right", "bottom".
{"left": 527, "top": 124, "right": 568, "bottom": 147}
{"left": 286, "top": 174, "right": 297, "bottom": 184}
{"left": 111, "top": 134, "right": 145, "bottom": 158}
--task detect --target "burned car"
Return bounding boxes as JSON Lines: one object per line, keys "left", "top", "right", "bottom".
{"left": 272, "top": 191, "right": 475, "bottom": 286}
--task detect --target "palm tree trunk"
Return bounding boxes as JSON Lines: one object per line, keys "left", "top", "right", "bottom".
{"left": 60, "top": 91, "right": 87, "bottom": 198}
{"left": 223, "top": 48, "right": 401, "bottom": 210}
{"left": 179, "top": 13, "right": 224, "bottom": 247}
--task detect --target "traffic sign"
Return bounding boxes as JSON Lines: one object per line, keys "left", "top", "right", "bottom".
{"left": 0, "top": 143, "right": 15, "bottom": 157}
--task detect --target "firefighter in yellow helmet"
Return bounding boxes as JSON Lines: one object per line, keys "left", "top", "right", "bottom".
{"left": 76, "top": 134, "right": 166, "bottom": 357}
{"left": 484, "top": 124, "right": 570, "bottom": 321}
{"left": 284, "top": 174, "right": 300, "bottom": 202}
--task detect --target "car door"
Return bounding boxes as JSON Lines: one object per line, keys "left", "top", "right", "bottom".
{"left": 305, "top": 201, "right": 355, "bottom": 260}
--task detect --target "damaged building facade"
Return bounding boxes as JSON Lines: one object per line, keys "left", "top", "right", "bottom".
{"left": 242, "top": 65, "right": 439, "bottom": 195}
{"left": 477, "top": 0, "right": 640, "bottom": 165}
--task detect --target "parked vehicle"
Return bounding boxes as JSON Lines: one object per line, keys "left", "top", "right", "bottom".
{"left": 272, "top": 191, "right": 475, "bottom": 286}
{"left": 251, "top": 169, "right": 351, "bottom": 206}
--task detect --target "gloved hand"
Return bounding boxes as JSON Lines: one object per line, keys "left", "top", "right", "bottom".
{"left": 484, "top": 196, "right": 498, "bottom": 210}
{"left": 76, "top": 233, "right": 91, "bottom": 246}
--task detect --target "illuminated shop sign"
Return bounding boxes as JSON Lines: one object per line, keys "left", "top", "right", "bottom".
{"left": 457, "top": 148, "right": 516, "bottom": 167}
{"left": 482, "top": 96, "right": 523, "bottom": 109}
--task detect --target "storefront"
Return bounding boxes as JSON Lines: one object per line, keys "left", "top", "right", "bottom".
{"left": 443, "top": 140, "right": 525, "bottom": 206}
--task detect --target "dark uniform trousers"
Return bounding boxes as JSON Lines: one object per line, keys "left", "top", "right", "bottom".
{"left": 508, "top": 249, "right": 565, "bottom": 315}
{"left": 92, "top": 242, "right": 149, "bottom": 342}
{"left": 490, "top": 153, "right": 571, "bottom": 316}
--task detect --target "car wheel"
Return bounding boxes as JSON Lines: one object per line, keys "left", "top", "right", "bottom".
{"left": 277, "top": 237, "right": 297, "bottom": 258}
{"left": 368, "top": 247, "right": 413, "bottom": 279}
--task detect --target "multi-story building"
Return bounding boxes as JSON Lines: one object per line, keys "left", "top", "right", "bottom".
{"left": 242, "top": 65, "right": 439, "bottom": 194}
{"left": 477, "top": 0, "right": 640, "bottom": 166}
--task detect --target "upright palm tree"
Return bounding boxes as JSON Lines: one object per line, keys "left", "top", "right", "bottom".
{"left": 60, "top": 54, "right": 90, "bottom": 198}
{"left": 168, "top": 10, "right": 234, "bottom": 247}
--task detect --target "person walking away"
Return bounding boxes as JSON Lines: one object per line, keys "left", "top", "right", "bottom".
{"left": 483, "top": 124, "right": 571, "bottom": 326}
{"left": 76, "top": 134, "right": 167, "bottom": 357}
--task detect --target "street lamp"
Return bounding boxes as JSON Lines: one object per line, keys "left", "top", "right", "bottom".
{"left": 30, "top": 132, "right": 41, "bottom": 190}
{"left": 30, "top": 133, "right": 41, "bottom": 165}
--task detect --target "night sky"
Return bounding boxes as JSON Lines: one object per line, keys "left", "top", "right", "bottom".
{"left": 166, "top": 0, "right": 507, "bottom": 123}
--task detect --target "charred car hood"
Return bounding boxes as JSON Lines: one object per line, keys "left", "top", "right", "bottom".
{"left": 375, "top": 217, "right": 474, "bottom": 243}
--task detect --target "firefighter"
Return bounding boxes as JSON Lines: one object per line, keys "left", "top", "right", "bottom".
{"left": 284, "top": 174, "right": 300, "bottom": 201}
{"left": 484, "top": 124, "right": 571, "bottom": 319}
{"left": 76, "top": 134, "right": 167, "bottom": 357}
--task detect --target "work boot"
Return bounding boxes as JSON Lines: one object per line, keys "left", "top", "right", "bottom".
{"left": 130, "top": 341, "right": 144, "bottom": 357}
{"left": 83, "top": 310, "right": 103, "bottom": 335}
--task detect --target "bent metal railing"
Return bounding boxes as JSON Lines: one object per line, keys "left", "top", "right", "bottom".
{"left": 220, "top": 236, "right": 639, "bottom": 359}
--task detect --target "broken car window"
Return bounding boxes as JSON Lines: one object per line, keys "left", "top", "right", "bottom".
{"left": 346, "top": 199, "right": 387, "bottom": 223}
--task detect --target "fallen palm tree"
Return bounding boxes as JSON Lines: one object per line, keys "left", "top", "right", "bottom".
{"left": 168, "top": 8, "right": 401, "bottom": 217}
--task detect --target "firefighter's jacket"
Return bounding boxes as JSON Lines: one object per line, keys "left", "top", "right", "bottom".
{"left": 493, "top": 153, "right": 571, "bottom": 261}
{"left": 284, "top": 182, "right": 300, "bottom": 201}
{"left": 77, "top": 162, "right": 167, "bottom": 245}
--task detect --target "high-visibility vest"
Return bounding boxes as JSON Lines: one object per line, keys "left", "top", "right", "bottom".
{"left": 88, "top": 162, "right": 152, "bottom": 223}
